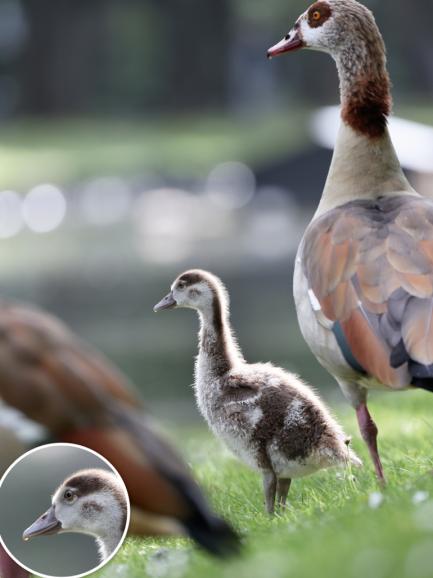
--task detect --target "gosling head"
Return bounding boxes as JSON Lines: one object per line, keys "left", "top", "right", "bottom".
{"left": 267, "top": 0, "right": 383, "bottom": 60}
{"left": 154, "top": 269, "right": 229, "bottom": 316}
{"left": 23, "top": 469, "right": 128, "bottom": 559}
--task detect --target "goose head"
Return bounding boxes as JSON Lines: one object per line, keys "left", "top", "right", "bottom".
{"left": 267, "top": 0, "right": 383, "bottom": 60}
{"left": 154, "top": 269, "right": 229, "bottom": 317}
{"left": 23, "top": 469, "right": 128, "bottom": 560}
{"left": 268, "top": 0, "right": 391, "bottom": 138}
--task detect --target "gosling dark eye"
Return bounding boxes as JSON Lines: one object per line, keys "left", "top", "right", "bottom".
{"left": 64, "top": 490, "right": 74, "bottom": 501}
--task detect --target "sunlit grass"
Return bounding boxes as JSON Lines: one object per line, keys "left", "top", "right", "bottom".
{"left": 91, "top": 392, "right": 433, "bottom": 578}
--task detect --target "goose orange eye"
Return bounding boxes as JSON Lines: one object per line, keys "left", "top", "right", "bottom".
{"left": 312, "top": 10, "right": 321, "bottom": 21}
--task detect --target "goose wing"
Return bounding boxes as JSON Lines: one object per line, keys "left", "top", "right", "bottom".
{"left": 302, "top": 194, "right": 433, "bottom": 391}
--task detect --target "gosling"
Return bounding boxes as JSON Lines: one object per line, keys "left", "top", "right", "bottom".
{"left": 154, "top": 269, "right": 362, "bottom": 513}
{"left": 23, "top": 469, "right": 128, "bottom": 561}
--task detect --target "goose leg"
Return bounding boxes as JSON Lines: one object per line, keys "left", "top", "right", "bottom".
{"left": 338, "top": 381, "right": 385, "bottom": 484}
{"left": 262, "top": 470, "right": 277, "bottom": 514}
{"left": 356, "top": 402, "right": 385, "bottom": 484}
{"left": 276, "top": 478, "right": 291, "bottom": 508}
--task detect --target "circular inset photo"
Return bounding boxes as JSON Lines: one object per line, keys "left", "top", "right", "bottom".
{"left": 0, "top": 443, "right": 130, "bottom": 578}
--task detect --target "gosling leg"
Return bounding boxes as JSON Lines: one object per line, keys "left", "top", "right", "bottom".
{"left": 276, "top": 478, "right": 291, "bottom": 508}
{"left": 262, "top": 470, "right": 277, "bottom": 514}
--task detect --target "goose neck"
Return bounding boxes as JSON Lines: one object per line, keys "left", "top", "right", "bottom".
{"left": 95, "top": 528, "right": 123, "bottom": 561}
{"left": 315, "top": 122, "right": 415, "bottom": 216}
{"left": 316, "top": 43, "right": 415, "bottom": 215}
{"left": 197, "top": 301, "right": 241, "bottom": 376}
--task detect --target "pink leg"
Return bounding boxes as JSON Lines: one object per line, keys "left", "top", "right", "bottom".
{"left": 356, "top": 402, "right": 386, "bottom": 484}
{"left": 0, "top": 545, "right": 28, "bottom": 578}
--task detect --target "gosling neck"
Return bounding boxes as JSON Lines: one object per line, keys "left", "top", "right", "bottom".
{"left": 316, "top": 37, "right": 414, "bottom": 216}
{"left": 95, "top": 526, "right": 123, "bottom": 561}
{"left": 196, "top": 297, "right": 243, "bottom": 376}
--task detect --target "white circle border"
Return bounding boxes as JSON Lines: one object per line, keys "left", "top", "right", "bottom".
{"left": 0, "top": 442, "right": 131, "bottom": 578}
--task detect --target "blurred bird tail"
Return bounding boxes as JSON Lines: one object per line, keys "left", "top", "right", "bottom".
{"left": 183, "top": 511, "right": 241, "bottom": 557}
{"left": 106, "top": 401, "right": 241, "bottom": 557}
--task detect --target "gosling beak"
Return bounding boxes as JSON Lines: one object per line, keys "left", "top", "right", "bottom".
{"left": 23, "top": 506, "right": 61, "bottom": 541}
{"left": 267, "top": 27, "right": 304, "bottom": 58}
{"left": 153, "top": 291, "right": 177, "bottom": 312}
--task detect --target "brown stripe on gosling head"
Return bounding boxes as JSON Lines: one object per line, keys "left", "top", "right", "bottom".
{"left": 175, "top": 269, "right": 228, "bottom": 334}
{"left": 175, "top": 270, "right": 229, "bottom": 301}
{"left": 60, "top": 469, "right": 128, "bottom": 532}
{"left": 174, "top": 269, "right": 230, "bottom": 322}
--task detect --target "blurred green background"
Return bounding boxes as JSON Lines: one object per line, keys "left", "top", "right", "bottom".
{"left": 0, "top": 0, "right": 431, "bottom": 424}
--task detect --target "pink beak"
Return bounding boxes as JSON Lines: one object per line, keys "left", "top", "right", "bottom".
{"left": 267, "top": 29, "right": 304, "bottom": 59}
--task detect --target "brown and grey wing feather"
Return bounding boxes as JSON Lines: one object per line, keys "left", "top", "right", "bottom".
{"left": 303, "top": 195, "right": 433, "bottom": 390}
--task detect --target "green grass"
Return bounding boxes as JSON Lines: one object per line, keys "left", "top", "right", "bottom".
{"left": 89, "top": 392, "right": 433, "bottom": 578}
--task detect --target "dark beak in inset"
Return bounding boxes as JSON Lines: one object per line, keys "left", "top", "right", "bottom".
{"left": 153, "top": 291, "right": 177, "bottom": 312}
{"left": 23, "top": 506, "right": 61, "bottom": 541}
{"left": 267, "top": 28, "right": 304, "bottom": 58}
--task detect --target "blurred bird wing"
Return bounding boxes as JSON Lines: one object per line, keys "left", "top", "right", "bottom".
{"left": 0, "top": 301, "right": 141, "bottom": 430}
{"left": 62, "top": 425, "right": 192, "bottom": 519}
{"left": 302, "top": 194, "right": 433, "bottom": 388}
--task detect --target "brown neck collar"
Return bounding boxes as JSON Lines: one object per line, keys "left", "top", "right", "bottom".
{"left": 337, "top": 38, "right": 392, "bottom": 138}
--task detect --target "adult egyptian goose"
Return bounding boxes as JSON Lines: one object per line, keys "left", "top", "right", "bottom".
{"left": 0, "top": 299, "right": 240, "bottom": 578}
{"left": 154, "top": 269, "right": 361, "bottom": 514}
{"left": 268, "top": 0, "right": 433, "bottom": 483}
{"left": 23, "top": 469, "right": 128, "bottom": 562}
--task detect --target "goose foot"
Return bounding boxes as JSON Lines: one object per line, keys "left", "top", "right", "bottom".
{"left": 356, "top": 402, "right": 386, "bottom": 485}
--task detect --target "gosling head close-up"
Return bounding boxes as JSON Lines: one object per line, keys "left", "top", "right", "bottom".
{"left": 155, "top": 269, "right": 362, "bottom": 514}
{"left": 23, "top": 469, "right": 128, "bottom": 562}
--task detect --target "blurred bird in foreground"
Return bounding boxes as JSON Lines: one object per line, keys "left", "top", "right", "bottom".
{"left": 0, "top": 299, "right": 240, "bottom": 578}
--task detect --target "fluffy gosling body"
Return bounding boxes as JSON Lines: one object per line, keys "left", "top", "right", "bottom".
{"left": 155, "top": 269, "right": 361, "bottom": 513}
{"left": 23, "top": 469, "right": 128, "bottom": 561}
